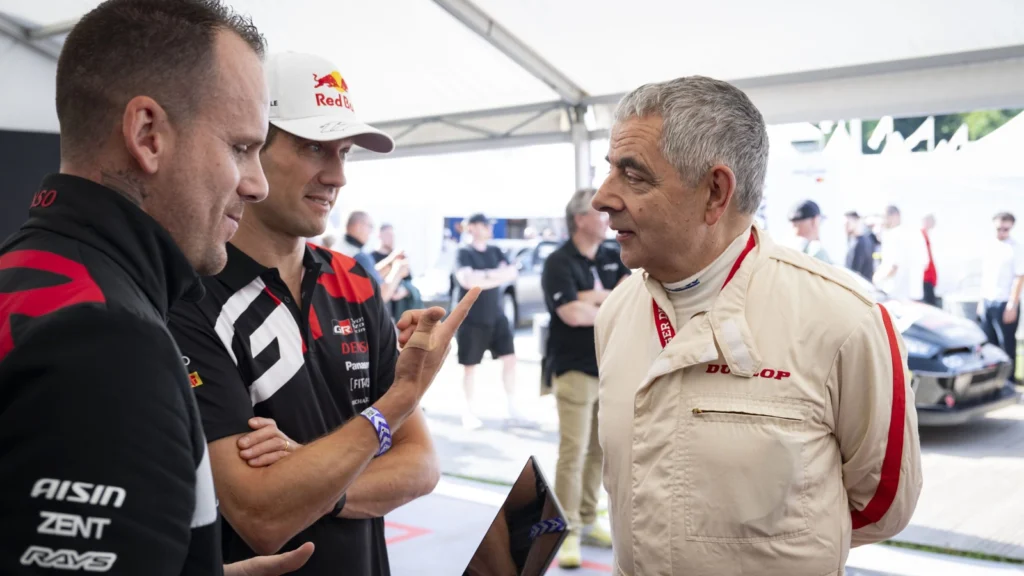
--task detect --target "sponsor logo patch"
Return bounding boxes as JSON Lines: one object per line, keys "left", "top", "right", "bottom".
{"left": 189, "top": 371, "right": 203, "bottom": 388}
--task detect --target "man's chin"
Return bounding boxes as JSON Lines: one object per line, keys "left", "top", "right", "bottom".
{"left": 193, "top": 246, "right": 228, "bottom": 277}
{"left": 617, "top": 244, "right": 641, "bottom": 269}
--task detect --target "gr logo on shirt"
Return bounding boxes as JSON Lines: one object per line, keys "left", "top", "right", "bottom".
{"left": 334, "top": 317, "right": 365, "bottom": 336}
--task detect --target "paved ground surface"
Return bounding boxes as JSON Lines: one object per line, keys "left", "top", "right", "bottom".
{"left": 411, "top": 328, "right": 1024, "bottom": 569}
{"left": 384, "top": 476, "right": 1024, "bottom": 575}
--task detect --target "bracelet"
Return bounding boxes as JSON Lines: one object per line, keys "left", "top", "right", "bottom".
{"left": 360, "top": 406, "right": 392, "bottom": 457}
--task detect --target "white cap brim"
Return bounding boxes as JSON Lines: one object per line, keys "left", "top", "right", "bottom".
{"left": 270, "top": 117, "right": 395, "bottom": 153}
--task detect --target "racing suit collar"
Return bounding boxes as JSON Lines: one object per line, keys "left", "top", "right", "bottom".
{"left": 643, "top": 224, "right": 768, "bottom": 378}
{"left": 20, "top": 173, "right": 203, "bottom": 318}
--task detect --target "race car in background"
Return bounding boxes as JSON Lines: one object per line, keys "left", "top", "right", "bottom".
{"left": 843, "top": 270, "right": 1020, "bottom": 426}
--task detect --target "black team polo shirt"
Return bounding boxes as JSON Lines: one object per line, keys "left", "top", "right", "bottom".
{"left": 168, "top": 242, "right": 398, "bottom": 576}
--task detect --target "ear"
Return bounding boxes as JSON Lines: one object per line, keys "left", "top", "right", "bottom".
{"left": 704, "top": 164, "right": 737, "bottom": 226}
{"left": 121, "top": 96, "right": 172, "bottom": 176}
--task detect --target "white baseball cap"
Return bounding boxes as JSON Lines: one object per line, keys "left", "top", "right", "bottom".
{"left": 266, "top": 52, "right": 394, "bottom": 153}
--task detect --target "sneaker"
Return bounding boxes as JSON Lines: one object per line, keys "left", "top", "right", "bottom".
{"left": 557, "top": 533, "right": 582, "bottom": 569}
{"left": 461, "top": 413, "right": 483, "bottom": 430}
{"left": 581, "top": 523, "right": 613, "bottom": 549}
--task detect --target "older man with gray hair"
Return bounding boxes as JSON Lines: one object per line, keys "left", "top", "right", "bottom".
{"left": 592, "top": 76, "right": 922, "bottom": 575}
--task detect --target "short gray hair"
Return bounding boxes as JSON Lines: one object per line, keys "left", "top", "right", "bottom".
{"left": 614, "top": 76, "right": 768, "bottom": 214}
{"left": 565, "top": 188, "right": 596, "bottom": 236}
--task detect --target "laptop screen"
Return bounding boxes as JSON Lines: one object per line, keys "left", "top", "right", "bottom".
{"left": 462, "top": 456, "right": 568, "bottom": 576}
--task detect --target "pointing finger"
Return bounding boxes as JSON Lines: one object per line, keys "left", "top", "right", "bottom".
{"left": 439, "top": 287, "right": 481, "bottom": 339}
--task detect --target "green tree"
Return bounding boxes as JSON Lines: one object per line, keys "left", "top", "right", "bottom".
{"left": 823, "top": 109, "right": 1021, "bottom": 153}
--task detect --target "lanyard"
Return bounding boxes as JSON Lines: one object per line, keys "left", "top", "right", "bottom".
{"left": 652, "top": 231, "right": 757, "bottom": 350}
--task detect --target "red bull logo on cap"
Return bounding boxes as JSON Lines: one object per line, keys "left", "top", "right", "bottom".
{"left": 312, "top": 71, "right": 354, "bottom": 111}
{"left": 313, "top": 71, "right": 349, "bottom": 92}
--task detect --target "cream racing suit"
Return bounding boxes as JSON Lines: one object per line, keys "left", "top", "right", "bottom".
{"left": 595, "top": 225, "right": 923, "bottom": 575}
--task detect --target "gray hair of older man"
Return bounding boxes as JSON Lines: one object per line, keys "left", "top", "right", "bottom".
{"left": 565, "top": 188, "right": 597, "bottom": 236}
{"left": 614, "top": 76, "right": 769, "bottom": 215}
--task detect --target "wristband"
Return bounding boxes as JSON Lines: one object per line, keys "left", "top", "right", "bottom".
{"left": 360, "top": 406, "right": 392, "bottom": 457}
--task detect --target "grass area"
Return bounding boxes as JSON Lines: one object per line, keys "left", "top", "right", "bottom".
{"left": 881, "top": 540, "right": 1024, "bottom": 564}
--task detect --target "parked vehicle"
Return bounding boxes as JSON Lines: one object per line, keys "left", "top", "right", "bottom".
{"left": 841, "top": 269, "right": 1019, "bottom": 425}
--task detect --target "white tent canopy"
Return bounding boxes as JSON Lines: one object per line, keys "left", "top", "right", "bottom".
{"left": 2, "top": 0, "right": 1024, "bottom": 162}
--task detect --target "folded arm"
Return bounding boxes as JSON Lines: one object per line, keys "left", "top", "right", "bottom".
{"left": 456, "top": 264, "right": 517, "bottom": 290}
{"left": 832, "top": 304, "right": 923, "bottom": 547}
{"left": 208, "top": 416, "right": 384, "bottom": 554}
{"left": 338, "top": 408, "right": 440, "bottom": 519}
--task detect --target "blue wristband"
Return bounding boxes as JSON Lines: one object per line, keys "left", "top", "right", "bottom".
{"left": 361, "top": 407, "right": 392, "bottom": 457}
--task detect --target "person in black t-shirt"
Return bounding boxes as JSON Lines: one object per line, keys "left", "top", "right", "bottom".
{"left": 168, "top": 51, "right": 478, "bottom": 576}
{"left": 0, "top": 2, "right": 315, "bottom": 575}
{"left": 454, "top": 213, "right": 533, "bottom": 429}
{"left": 541, "top": 189, "right": 629, "bottom": 568}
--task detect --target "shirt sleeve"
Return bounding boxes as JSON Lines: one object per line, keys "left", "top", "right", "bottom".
{"left": 542, "top": 252, "right": 579, "bottom": 311}
{"left": 1014, "top": 243, "right": 1024, "bottom": 277}
{"left": 354, "top": 251, "right": 384, "bottom": 286}
{"left": 830, "top": 304, "right": 923, "bottom": 547}
{"left": 457, "top": 248, "right": 473, "bottom": 270}
{"left": 168, "top": 301, "right": 254, "bottom": 443}
{"left": 0, "top": 307, "right": 200, "bottom": 575}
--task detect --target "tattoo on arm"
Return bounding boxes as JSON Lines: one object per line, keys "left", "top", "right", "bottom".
{"left": 100, "top": 170, "right": 149, "bottom": 206}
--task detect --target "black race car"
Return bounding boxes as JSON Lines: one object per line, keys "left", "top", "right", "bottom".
{"left": 843, "top": 272, "right": 1019, "bottom": 426}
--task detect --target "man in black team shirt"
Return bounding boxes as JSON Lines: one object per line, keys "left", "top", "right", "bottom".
{"left": 168, "top": 52, "right": 477, "bottom": 576}
{"left": 541, "top": 189, "right": 628, "bottom": 568}
{"left": 0, "top": 1, "right": 314, "bottom": 574}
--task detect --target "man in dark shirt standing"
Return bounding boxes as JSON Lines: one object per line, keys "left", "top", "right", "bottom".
{"left": 455, "top": 213, "right": 525, "bottom": 429}
{"left": 168, "top": 51, "right": 475, "bottom": 576}
{"left": 0, "top": 1, "right": 312, "bottom": 574}
{"left": 541, "top": 189, "right": 629, "bottom": 568}
{"left": 845, "top": 211, "right": 880, "bottom": 281}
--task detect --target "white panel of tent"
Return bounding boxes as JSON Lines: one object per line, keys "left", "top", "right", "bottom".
{"left": 0, "top": 36, "right": 59, "bottom": 131}
{"left": 472, "top": 0, "right": 1024, "bottom": 95}
{"left": 0, "top": 0, "right": 97, "bottom": 26}
{"left": 0, "top": 0, "right": 562, "bottom": 122}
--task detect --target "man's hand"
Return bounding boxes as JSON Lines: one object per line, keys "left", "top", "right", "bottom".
{"left": 239, "top": 417, "right": 301, "bottom": 467}
{"left": 395, "top": 308, "right": 439, "bottom": 348}
{"left": 224, "top": 542, "right": 314, "bottom": 576}
{"left": 1004, "top": 305, "right": 1018, "bottom": 325}
{"left": 386, "top": 288, "right": 480, "bottom": 419}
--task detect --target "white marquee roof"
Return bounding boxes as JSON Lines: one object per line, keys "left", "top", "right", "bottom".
{"left": 2, "top": 0, "right": 1023, "bottom": 158}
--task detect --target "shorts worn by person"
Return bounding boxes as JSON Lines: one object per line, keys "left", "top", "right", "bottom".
{"left": 592, "top": 76, "right": 922, "bottom": 576}
{"left": 169, "top": 51, "right": 463, "bottom": 576}
{"left": 540, "top": 188, "right": 629, "bottom": 568}
{"left": 0, "top": 2, "right": 313, "bottom": 574}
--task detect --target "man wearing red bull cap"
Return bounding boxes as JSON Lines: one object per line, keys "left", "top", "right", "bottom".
{"left": 168, "top": 52, "right": 477, "bottom": 576}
